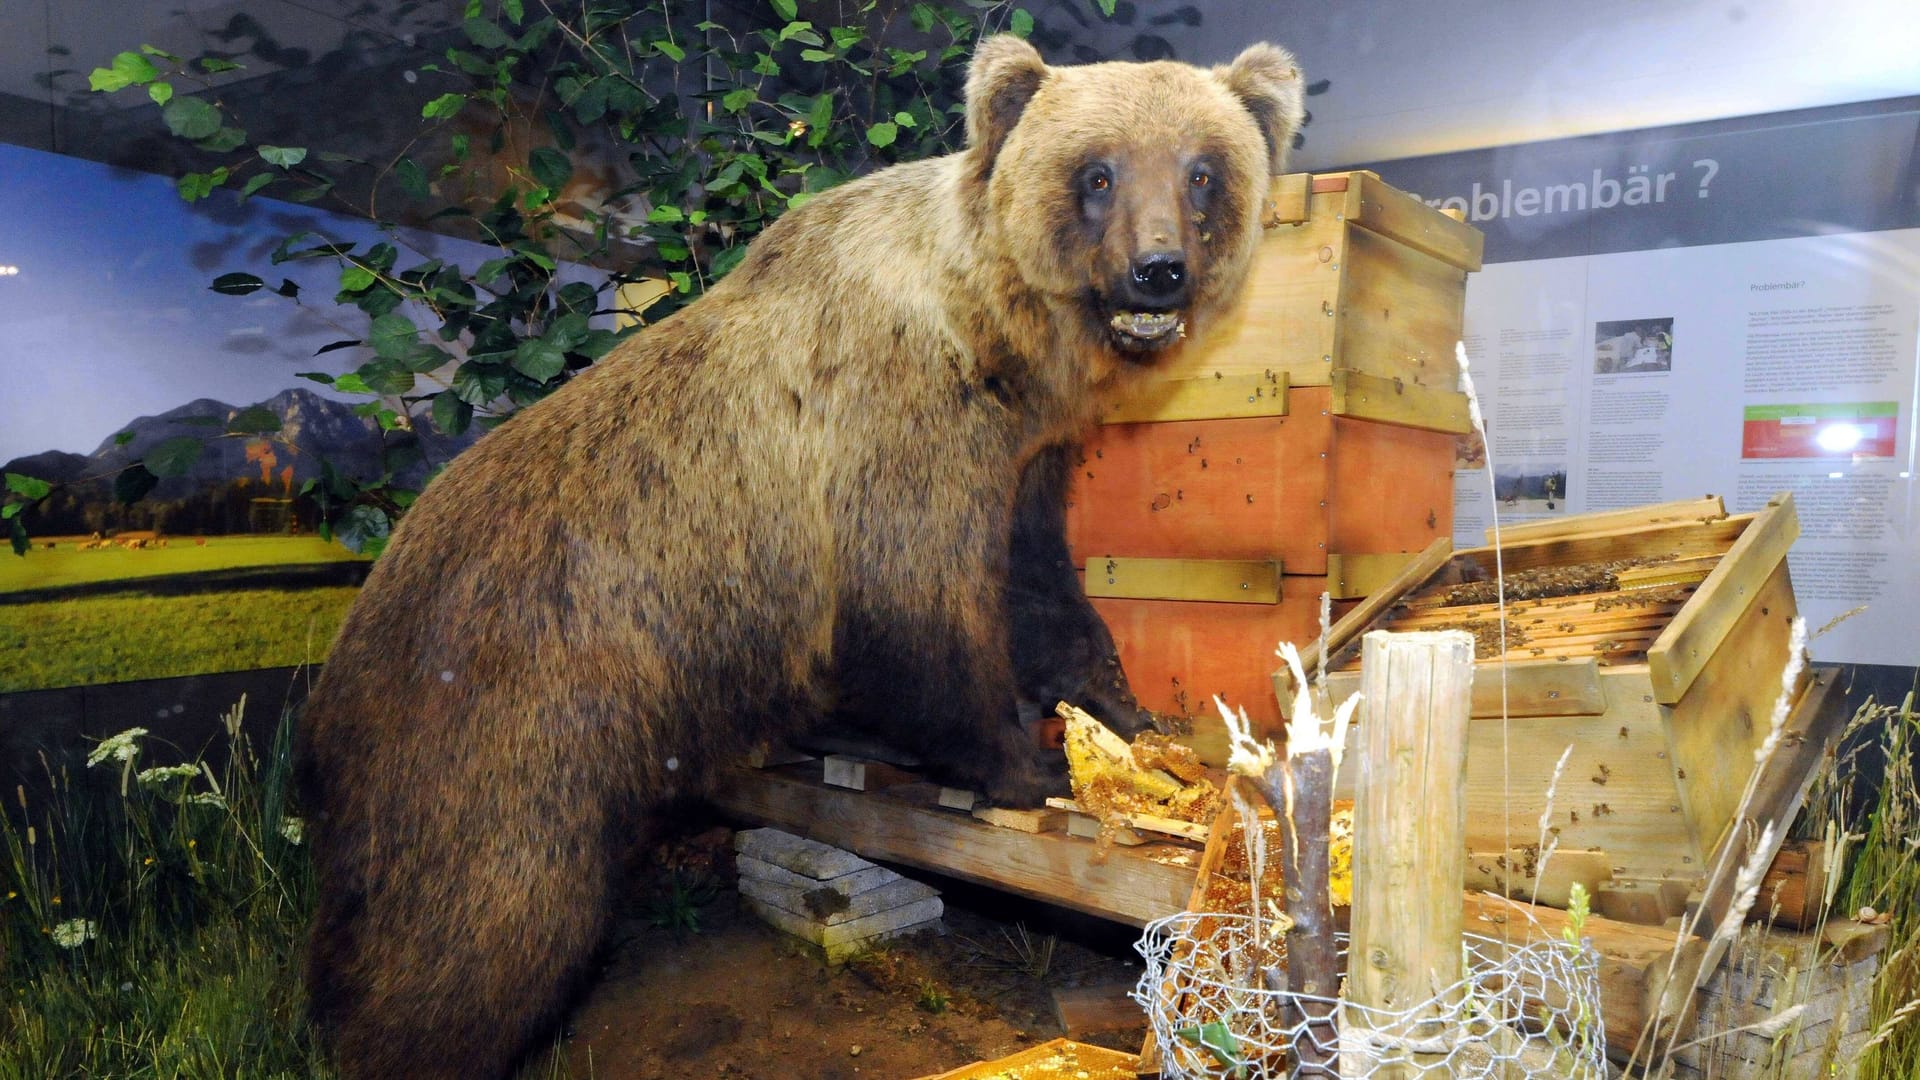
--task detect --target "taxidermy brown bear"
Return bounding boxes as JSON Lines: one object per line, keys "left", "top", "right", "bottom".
{"left": 297, "top": 34, "right": 1304, "bottom": 1079}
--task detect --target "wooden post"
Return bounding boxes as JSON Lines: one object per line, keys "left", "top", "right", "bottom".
{"left": 1342, "top": 630, "right": 1474, "bottom": 1077}
{"left": 1274, "top": 745, "right": 1341, "bottom": 1076}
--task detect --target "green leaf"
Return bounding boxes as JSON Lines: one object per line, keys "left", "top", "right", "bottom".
{"left": 546, "top": 312, "right": 591, "bottom": 351}
{"left": 710, "top": 245, "right": 747, "bottom": 278}
{"left": 175, "top": 169, "right": 228, "bottom": 202}
{"left": 10, "top": 518, "right": 25, "bottom": 557}
{"left": 314, "top": 340, "right": 361, "bottom": 356}
{"left": 395, "top": 157, "right": 429, "bottom": 200}
{"left": 161, "top": 96, "right": 222, "bottom": 140}
{"left": 401, "top": 342, "right": 452, "bottom": 373}
{"left": 779, "top": 21, "right": 822, "bottom": 45}
{"left": 225, "top": 405, "right": 282, "bottom": 434}
{"left": 647, "top": 204, "right": 684, "bottom": 224}
{"left": 799, "top": 48, "right": 833, "bottom": 62}
{"left": 865, "top": 122, "right": 897, "bottom": 148}
{"left": 336, "top": 504, "right": 392, "bottom": 554}
{"left": 258, "top": 144, "right": 307, "bottom": 168}
{"left": 575, "top": 328, "right": 621, "bottom": 360}
{"left": 893, "top": 111, "right": 916, "bottom": 128}
{"left": 1095, "top": 0, "right": 1116, "bottom": 14}
{"left": 1010, "top": 8, "right": 1034, "bottom": 37}
{"left": 5, "top": 473, "right": 51, "bottom": 501}
{"left": 114, "top": 464, "right": 158, "bottom": 504}
{"left": 529, "top": 147, "right": 572, "bottom": 191}
{"left": 339, "top": 264, "right": 377, "bottom": 293}
{"left": 722, "top": 87, "right": 755, "bottom": 113}
{"left": 512, "top": 338, "right": 566, "bottom": 382}
{"left": 422, "top": 93, "right": 466, "bottom": 120}
{"left": 194, "top": 126, "right": 248, "bottom": 152}
{"left": 473, "top": 257, "right": 516, "bottom": 286}
{"left": 463, "top": 16, "right": 512, "bottom": 48}
{"left": 148, "top": 81, "right": 173, "bottom": 106}
{"left": 198, "top": 57, "right": 242, "bottom": 74}
{"left": 652, "top": 39, "right": 686, "bottom": 62}
{"left": 503, "top": 0, "right": 525, "bottom": 24}
{"left": 209, "top": 272, "right": 265, "bottom": 296}
{"left": 370, "top": 313, "right": 417, "bottom": 358}
{"left": 240, "top": 173, "right": 275, "bottom": 199}
{"left": 769, "top": 0, "right": 798, "bottom": 19}
{"left": 90, "top": 51, "right": 159, "bottom": 93}
{"left": 357, "top": 359, "right": 415, "bottom": 395}
{"left": 807, "top": 92, "right": 833, "bottom": 134}
{"left": 332, "top": 373, "right": 373, "bottom": 395}
{"left": 752, "top": 51, "right": 779, "bottom": 76}
{"left": 296, "top": 371, "right": 336, "bottom": 385}
{"left": 431, "top": 391, "right": 473, "bottom": 436}
{"left": 909, "top": 3, "right": 936, "bottom": 32}
{"left": 451, "top": 364, "right": 507, "bottom": 405}
{"left": 144, "top": 437, "right": 204, "bottom": 479}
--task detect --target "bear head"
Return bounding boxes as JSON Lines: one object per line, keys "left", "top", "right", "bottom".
{"left": 967, "top": 35, "right": 1306, "bottom": 363}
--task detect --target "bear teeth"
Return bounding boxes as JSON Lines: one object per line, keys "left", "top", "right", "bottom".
{"left": 1110, "top": 311, "right": 1184, "bottom": 341}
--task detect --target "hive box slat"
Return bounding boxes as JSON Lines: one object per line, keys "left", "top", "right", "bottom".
{"left": 1088, "top": 571, "right": 1356, "bottom": 728}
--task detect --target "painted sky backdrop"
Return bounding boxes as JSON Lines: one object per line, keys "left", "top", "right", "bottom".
{"left": 0, "top": 143, "right": 534, "bottom": 464}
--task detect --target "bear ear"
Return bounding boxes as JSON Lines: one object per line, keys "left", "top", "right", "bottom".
{"left": 966, "top": 34, "right": 1049, "bottom": 171}
{"left": 1215, "top": 43, "right": 1307, "bottom": 176}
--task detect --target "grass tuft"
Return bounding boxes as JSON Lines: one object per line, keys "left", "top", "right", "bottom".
{"left": 1, "top": 695, "right": 329, "bottom": 1078}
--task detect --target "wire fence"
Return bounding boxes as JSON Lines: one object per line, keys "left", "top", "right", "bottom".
{"left": 1135, "top": 912, "right": 1608, "bottom": 1078}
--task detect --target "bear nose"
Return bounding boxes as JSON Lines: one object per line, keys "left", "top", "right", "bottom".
{"left": 1129, "top": 252, "right": 1187, "bottom": 302}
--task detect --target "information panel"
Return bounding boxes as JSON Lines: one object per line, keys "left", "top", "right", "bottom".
{"left": 1360, "top": 100, "right": 1920, "bottom": 667}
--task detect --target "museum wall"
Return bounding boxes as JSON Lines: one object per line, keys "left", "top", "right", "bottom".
{"left": 2, "top": 0, "right": 1916, "bottom": 775}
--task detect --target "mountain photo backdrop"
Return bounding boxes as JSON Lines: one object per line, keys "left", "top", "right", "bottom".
{"left": 0, "top": 145, "right": 512, "bottom": 692}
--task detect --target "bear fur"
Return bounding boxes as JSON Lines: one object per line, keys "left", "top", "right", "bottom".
{"left": 297, "top": 35, "right": 1303, "bottom": 1079}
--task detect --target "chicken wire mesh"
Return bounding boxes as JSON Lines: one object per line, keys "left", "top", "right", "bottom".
{"left": 1135, "top": 911, "right": 1608, "bottom": 1079}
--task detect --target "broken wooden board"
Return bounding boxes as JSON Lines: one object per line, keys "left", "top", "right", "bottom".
{"left": 1045, "top": 797, "right": 1210, "bottom": 843}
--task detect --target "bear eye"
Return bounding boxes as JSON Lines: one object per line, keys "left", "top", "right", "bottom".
{"left": 1189, "top": 169, "right": 1211, "bottom": 188}
{"left": 1082, "top": 166, "right": 1113, "bottom": 195}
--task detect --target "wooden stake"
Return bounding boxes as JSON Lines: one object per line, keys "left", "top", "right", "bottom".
{"left": 1273, "top": 747, "right": 1341, "bottom": 1075}
{"left": 1342, "top": 630, "right": 1475, "bottom": 1078}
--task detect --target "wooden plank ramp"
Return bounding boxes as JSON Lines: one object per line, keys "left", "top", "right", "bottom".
{"left": 711, "top": 765, "right": 1199, "bottom": 925}
{"left": 710, "top": 760, "right": 1729, "bottom": 1062}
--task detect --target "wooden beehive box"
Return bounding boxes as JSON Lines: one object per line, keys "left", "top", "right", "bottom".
{"left": 1067, "top": 170, "right": 1484, "bottom": 731}
{"left": 1292, "top": 493, "right": 1829, "bottom": 920}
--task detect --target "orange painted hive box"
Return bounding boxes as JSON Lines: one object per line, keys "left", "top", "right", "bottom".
{"left": 1067, "top": 170, "right": 1484, "bottom": 733}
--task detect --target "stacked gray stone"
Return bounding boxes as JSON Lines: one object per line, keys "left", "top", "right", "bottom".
{"left": 734, "top": 827, "right": 943, "bottom": 962}
{"left": 1667, "top": 926, "right": 1882, "bottom": 1080}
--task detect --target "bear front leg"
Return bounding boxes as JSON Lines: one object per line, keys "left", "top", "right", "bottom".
{"left": 1007, "top": 441, "right": 1157, "bottom": 738}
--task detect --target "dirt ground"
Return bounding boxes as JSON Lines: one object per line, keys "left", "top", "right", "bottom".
{"left": 555, "top": 823, "right": 1150, "bottom": 1080}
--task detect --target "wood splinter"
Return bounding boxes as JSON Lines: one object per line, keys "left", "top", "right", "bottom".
{"left": 1217, "top": 640, "right": 1359, "bottom": 1077}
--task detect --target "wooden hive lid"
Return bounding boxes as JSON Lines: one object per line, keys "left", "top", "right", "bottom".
{"left": 1266, "top": 169, "right": 1486, "bottom": 273}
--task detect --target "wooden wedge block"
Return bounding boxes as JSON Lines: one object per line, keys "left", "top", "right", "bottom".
{"left": 822, "top": 754, "right": 914, "bottom": 791}
{"left": 970, "top": 805, "right": 1064, "bottom": 834}
{"left": 1052, "top": 983, "right": 1146, "bottom": 1039}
